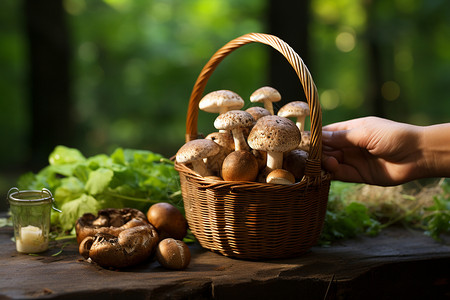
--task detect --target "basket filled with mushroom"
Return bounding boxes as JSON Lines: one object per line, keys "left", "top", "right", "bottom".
{"left": 174, "top": 33, "right": 331, "bottom": 260}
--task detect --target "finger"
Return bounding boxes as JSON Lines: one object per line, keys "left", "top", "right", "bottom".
{"left": 323, "top": 119, "right": 362, "bottom": 131}
{"left": 322, "top": 156, "right": 364, "bottom": 183}
{"left": 322, "top": 149, "right": 344, "bottom": 163}
{"left": 323, "top": 129, "right": 370, "bottom": 149}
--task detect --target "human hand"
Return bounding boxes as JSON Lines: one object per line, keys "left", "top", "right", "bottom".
{"left": 321, "top": 116, "right": 424, "bottom": 186}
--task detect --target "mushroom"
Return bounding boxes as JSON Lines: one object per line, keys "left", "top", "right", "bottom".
{"left": 221, "top": 150, "right": 259, "bottom": 182}
{"left": 75, "top": 208, "right": 150, "bottom": 245}
{"left": 283, "top": 149, "right": 308, "bottom": 181}
{"left": 175, "top": 139, "right": 220, "bottom": 176}
{"left": 214, "top": 110, "right": 255, "bottom": 152}
{"left": 79, "top": 224, "right": 158, "bottom": 268}
{"left": 277, "top": 101, "right": 310, "bottom": 133}
{"left": 146, "top": 202, "right": 187, "bottom": 241}
{"left": 247, "top": 115, "right": 301, "bottom": 172}
{"left": 156, "top": 238, "right": 191, "bottom": 270}
{"left": 249, "top": 86, "right": 282, "bottom": 115}
{"left": 199, "top": 90, "right": 244, "bottom": 115}
{"left": 266, "top": 169, "right": 296, "bottom": 185}
{"left": 245, "top": 106, "right": 271, "bottom": 121}
{"left": 205, "top": 131, "right": 235, "bottom": 176}
{"left": 298, "top": 130, "right": 311, "bottom": 152}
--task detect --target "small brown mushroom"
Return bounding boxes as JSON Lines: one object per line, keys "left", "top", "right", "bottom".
{"left": 277, "top": 101, "right": 310, "bottom": 133}
{"left": 146, "top": 202, "right": 187, "bottom": 241}
{"left": 79, "top": 224, "right": 158, "bottom": 268}
{"left": 250, "top": 86, "right": 282, "bottom": 115}
{"left": 75, "top": 208, "right": 149, "bottom": 245}
{"left": 156, "top": 238, "right": 191, "bottom": 270}
{"left": 266, "top": 169, "right": 296, "bottom": 185}
{"left": 247, "top": 115, "right": 301, "bottom": 172}
{"left": 175, "top": 139, "right": 220, "bottom": 176}
{"left": 221, "top": 150, "right": 259, "bottom": 182}
{"left": 199, "top": 90, "right": 244, "bottom": 115}
{"left": 214, "top": 110, "right": 255, "bottom": 151}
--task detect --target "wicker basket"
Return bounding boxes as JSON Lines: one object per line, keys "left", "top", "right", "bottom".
{"left": 174, "top": 33, "right": 331, "bottom": 260}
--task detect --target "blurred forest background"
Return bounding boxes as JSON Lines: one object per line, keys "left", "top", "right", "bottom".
{"left": 1, "top": 0, "right": 450, "bottom": 204}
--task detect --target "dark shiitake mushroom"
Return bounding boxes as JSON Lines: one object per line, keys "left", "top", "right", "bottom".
{"left": 75, "top": 208, "right": 149, "bottom": 244}
{"left": 79, "top": 224, "right": 158, "bottom": 268}
{"left": 146, "top": 202, "right": 188, "bottom": 241}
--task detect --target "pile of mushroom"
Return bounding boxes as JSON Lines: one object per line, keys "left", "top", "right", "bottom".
{"left": 176, "top": 87, "right": 312, "bottom": 185}
{"left": 76, "top": 205, "right": 190, "bottom": 270}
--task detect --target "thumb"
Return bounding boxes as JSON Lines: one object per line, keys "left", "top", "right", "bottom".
{"left": 322, "top": 129, "right": 367, "bottom": 149}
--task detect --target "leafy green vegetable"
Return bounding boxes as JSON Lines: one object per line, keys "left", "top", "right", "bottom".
{"left": 18, "top": 145, "right": 182, "bottom": 234}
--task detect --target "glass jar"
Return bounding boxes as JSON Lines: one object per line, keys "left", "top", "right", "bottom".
{"left": 7, "top": 187, "right": 60, "bottom": 254}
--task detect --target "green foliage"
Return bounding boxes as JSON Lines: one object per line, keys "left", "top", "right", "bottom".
{"left": 319, "top": 182, "right": 381, "bottom": 245}
{"left": 321, "top": 179, "right": 450, "bottom": 244}
{"left": 17, "top": 145, "right": 182, "bottom": 233}
{"left": 423, "top": 181, "right": 450, "bottom": 241}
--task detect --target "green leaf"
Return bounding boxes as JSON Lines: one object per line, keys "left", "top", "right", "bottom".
{"left": 54, "top": 177, "right": 85, "bottom": 205}
{"left": 59, "top": 194, "right": 100, "bottom": 232}
{"left": 49, "top": 145, "right": 86, "bottom": 166}
{"left": 85, "top": 168, "right": 114, "bottom": 195}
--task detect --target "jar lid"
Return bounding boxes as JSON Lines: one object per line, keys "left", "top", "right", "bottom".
{"left": 7, "top": 188, "right": 60, "bottom": 211}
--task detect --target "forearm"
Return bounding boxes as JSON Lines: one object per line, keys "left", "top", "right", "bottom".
{"left": 418, "top": 123, "right": 450, "bottom": 178}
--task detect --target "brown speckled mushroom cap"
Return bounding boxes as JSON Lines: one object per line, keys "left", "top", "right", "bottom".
{"left": 175, "top": 139, "right": 220, "bottom": 164}
{"left": 249, "top": 87, "right": 281, "bottom": 115}
{"left": 247, "top": 115, "right": 301, "bottom": 171}
{"left": 214, "top": 110, "right": 255, "bottom": 131}
{"left": 199, "top": 90, "right": 244, "bottom": 114}
{"left": 176, "top": 139, "right": 220, "bottom": 176}
{"left": 214, "top": 110, "right": 255, "bottom": 151}
{"left": 205, "top": 131, "right": 235, "bottom": 151}
{"left": 277, "top": 101, "right": 310, "bottom": 132}
{"left": 245, "top": 106, "right": 271, "bottom": 121}
{"left": 247, "top": 115, "right": 301, "bottom": 153}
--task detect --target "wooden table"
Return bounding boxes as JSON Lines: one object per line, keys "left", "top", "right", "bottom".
{"left": 1, "top": 224, "right": 449, "bottom": 300}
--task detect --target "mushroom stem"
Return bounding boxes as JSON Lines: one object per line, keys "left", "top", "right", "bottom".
{"left": 266, "top": 151, "right": 283, "bottom": 171}
{"left": 191, "top": 160, "right": 212, "bottom": 177}
{"left": 296, "top": 115, "right": 307, "bottom": 132}
{"left": 219, "top": 107, "right": 230, "bottom": 114}
{"left": 264, "top": 101, "right": 275, "bottom": 115}
{"left": 231, "top": 128, "right": 249, "bottom": 151}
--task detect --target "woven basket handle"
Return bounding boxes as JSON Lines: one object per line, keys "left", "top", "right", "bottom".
{"left": 186, "top": 33, "right": 323, "bottom": 177}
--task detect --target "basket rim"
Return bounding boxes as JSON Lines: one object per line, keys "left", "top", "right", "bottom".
{"left": 183, "top": 33, "right": 324, "bottom": 181}
{"left": 174, "top": 160, "right": 331, "bottom": 192}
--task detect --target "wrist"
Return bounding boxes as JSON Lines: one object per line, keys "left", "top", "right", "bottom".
{"left": 418, "top": 124, "right": 450, "bottom": 179}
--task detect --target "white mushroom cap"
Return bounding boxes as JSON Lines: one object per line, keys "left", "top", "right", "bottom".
{"left": 247, "top": 115, "right": 301, "bottom": 171}
{"left": 176, "top": 139, "right": 220, "bottom": 176}
{"left": 249, "top": 86, "right": 281, "bottom": 115}
{"left": 199, "top": 90, "right": 244, "bottom": 114}
{"left": 214, "top": 110, "right": 255, "bottom": 151}
{"left": 277, "top": 101, "right": 310, "bottom": 132}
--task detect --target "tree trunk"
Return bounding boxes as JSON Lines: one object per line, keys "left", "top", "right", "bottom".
{"left": 267, "top": 0, "right": 310, "bottom": 113}
{"left": 24, "top": 0, "right": 73, "bottom": 170}
{"left": 364, "top": 0, "right": 385, "bottom": 118}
